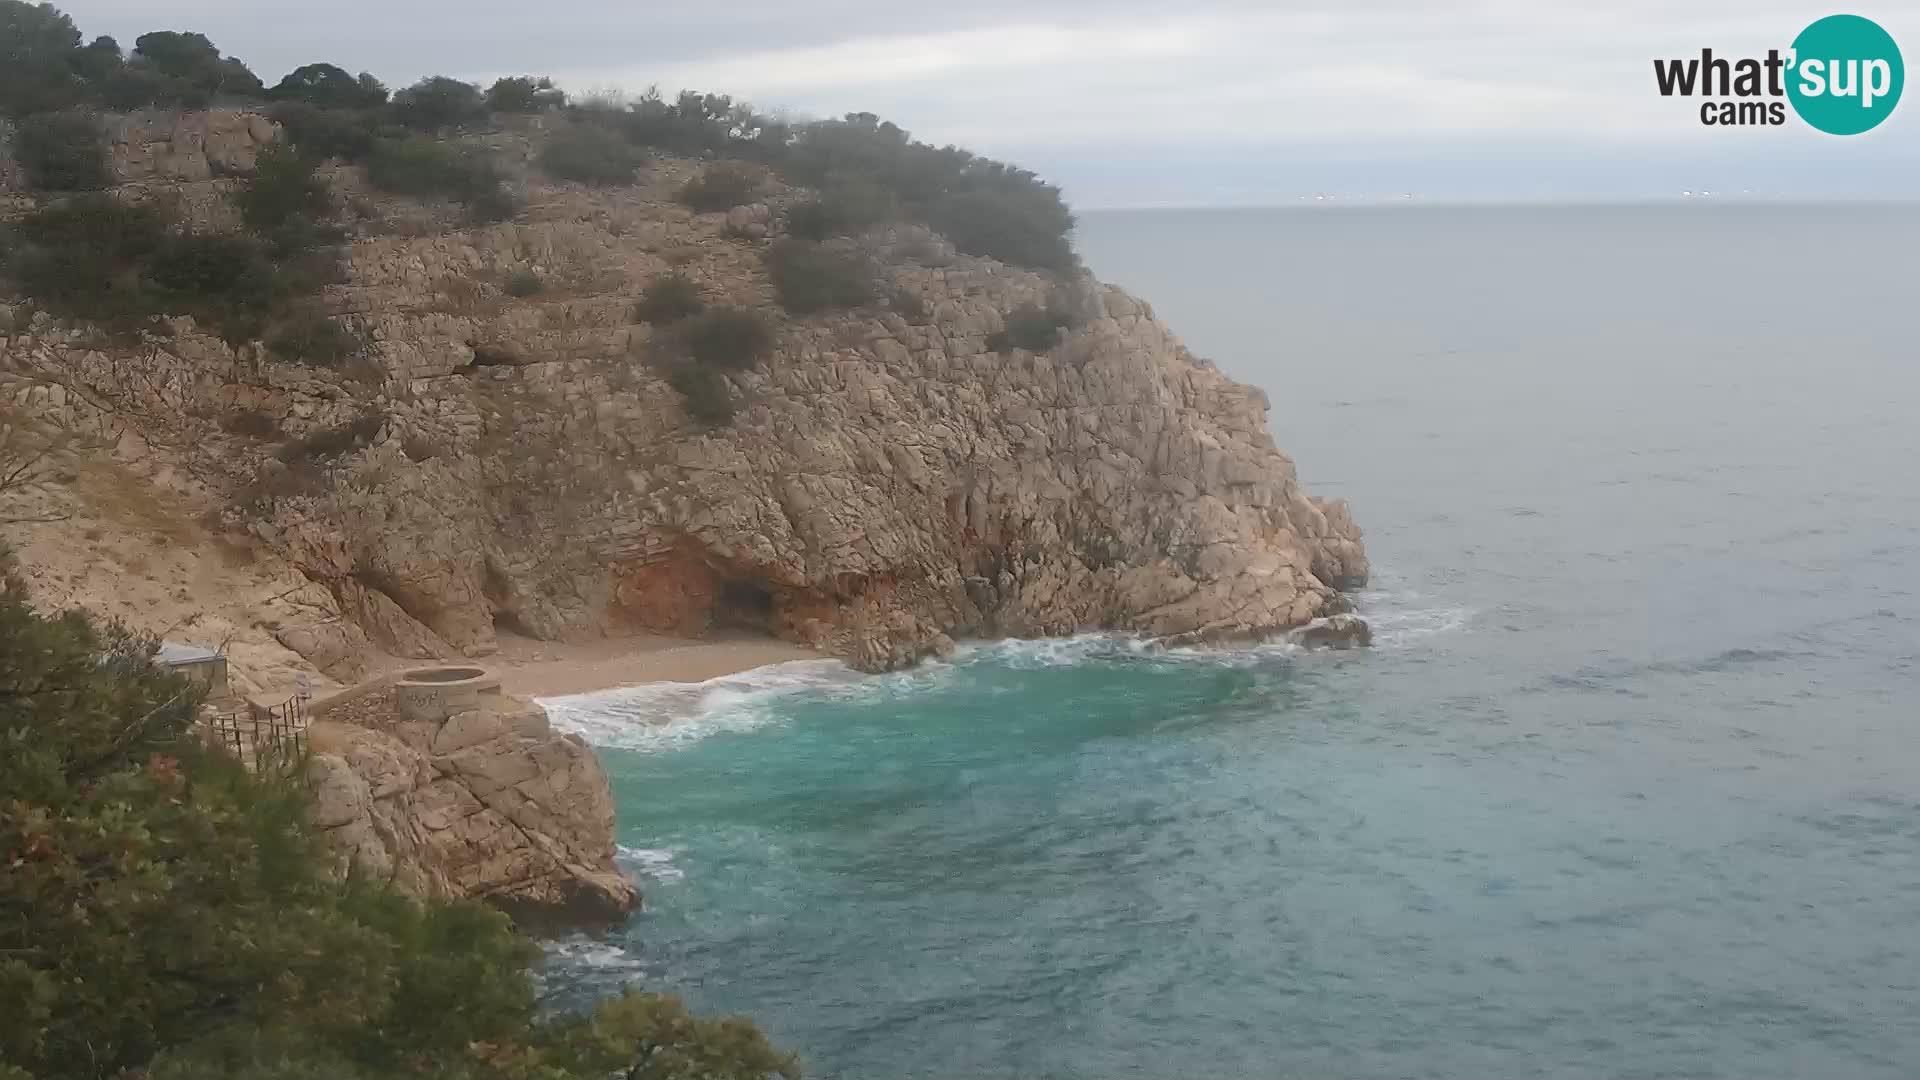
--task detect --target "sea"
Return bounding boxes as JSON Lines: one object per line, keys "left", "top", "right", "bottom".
{"left": 542, "top": 204, "right": 1920, "bottom": 1079}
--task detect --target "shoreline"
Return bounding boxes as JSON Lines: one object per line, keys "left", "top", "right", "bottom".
{"left": 488, "top": 630, "right": 824, "bottom": 699}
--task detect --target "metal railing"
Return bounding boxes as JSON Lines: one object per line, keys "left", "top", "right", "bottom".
{"left": 205, "top": 689, "right": 311, "bottom": 772}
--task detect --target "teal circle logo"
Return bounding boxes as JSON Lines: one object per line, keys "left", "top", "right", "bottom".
{"left": 1787, "top": 14, "right": 1904, "bottom": 134}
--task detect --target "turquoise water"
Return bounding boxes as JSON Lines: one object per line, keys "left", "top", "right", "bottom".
{"left": 546, "top": 204, "right": 1920, "bottom": 1078}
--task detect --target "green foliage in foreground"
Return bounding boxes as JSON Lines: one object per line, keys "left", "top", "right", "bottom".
{"left": 0, "top": 590, "right": 799, "bottom": 1080}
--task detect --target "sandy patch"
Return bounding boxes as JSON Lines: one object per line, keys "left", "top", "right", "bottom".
{"left": 490, "top": 630, "right": 820, "bottom": 698}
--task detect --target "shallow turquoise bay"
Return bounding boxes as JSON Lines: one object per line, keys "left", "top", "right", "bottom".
{"left": 546, "top": 204, "right": 1920, "bottom": 1078}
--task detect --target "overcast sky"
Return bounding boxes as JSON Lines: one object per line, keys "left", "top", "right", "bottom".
{"left": 57, "top": 0, "right": 1920, "bottom": 207}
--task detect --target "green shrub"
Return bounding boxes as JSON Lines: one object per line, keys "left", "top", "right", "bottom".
{"left": 539, "top": 125, "right": 645, "bottom": 186}
{"left": 486, "top": 75, "right": 564, "bottom": 113}
{"left": 14, "top": 111, "right": 109, "bottom": 192}
{"left": 766, "top": 239, "right": 874, "bottom": 314}
{"left": 265, "top": 306, "right": 363, "bottom": 367}
{"left": 267, "top": 62, "right": 388, "bottom": 109}
{"left": 890, "top": 287, "right": 929, "bottom": 321}
{"left": 0, "top": 1, "right": 87, "bottom": 116}
{"left": 269, "top": 101, "right": 384, "bottom": 162}
{"left": 684, "top": 307, "right": 774, "bottom": 371}
{"left": 236, "top": 141, "right": 331, "bottom": 235}
{"left": 669, "top": 365, "right": 737, "bottom": 426}
{"left": 391, "top": 75, "right": 487, "bottom": 132}
{"left": 268, "top": 242, "right": 347, "bottom": 295}
{"left": 132, "top": 30, "right": 264, "bottom": 99}
{"left": 365, "top": 137, "right": 481, "bottom": 196}
{"left": 68, "top": 34, "right": 123, "bottom": 86}
{"left": 2, "top": 194, "right": 168, "bottom": 328}
{"left": 986, "top": 300, "right": 1071, "bottom": 353}
{"left": 146, "top": 231, "right": 280, "bottom": 340}
{"left": 930, "top": 187, "right": 1076, "bottom": 274}
{"left": 147, "top": 231, "right": 269, "bottom": 297}
{"left": 2, "top": 188, "right": 343, "bottom": 343}
{"left": 783, "top": 177, "right": 897, "bottom": 241}
{"left": 634, "top": 272, "right": 705, "bottom": 324}
{"left": 365, "top": 137, "right": 517, "bottom": 221}
{"left": 94, "top": 63, "right": 182, "bottom": 110}
{"left": 505, "top": 269, "right": 543, "bottom": 297}
{"left": 622, "top": 89, "right": 777, "bottom": 158}
{"left": 465, "top": 182, "right": 521, "bottom": 225}
{"left": 680, "top": 163, "right": 763, "bottom": 212}
{"left": 530, "top": 992, "right": 799, "bottom": 1080}
{"left": 781, "top": 113, "right": 1076, "bottom": 271}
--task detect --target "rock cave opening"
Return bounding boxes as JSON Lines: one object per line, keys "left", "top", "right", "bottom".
{"left": 491, "top": 606, "right": 536, "bottom": 639}
{"left": 482, "top": 562, "right": 537, "bottom": 639}
{"left": 713, "top": 579, "right": 777, "bottom": 634}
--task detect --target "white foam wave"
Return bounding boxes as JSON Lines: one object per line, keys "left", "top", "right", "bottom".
{"left": 543, "top": 578, "right": 1471, "bottom": 751}
{"left": 1353, "top": 573, "right": 1475, "bottom": 647}
{"left": 538, "top": 658, "right": 855, "bottom": 751}
{"left": 949, "top": 632, "right": 1153, "bottom": 669}
{"left": 616, "top": 844, "right": 685, "bottom": 882}
{"left": 1367, "top": 604, "right": 1475, "bottom": 644}
{"left": 542, "top": 937, "right": 648, "bottom": 981}
{"left": 954, "top": 631, "right": 1304, "bottom": 671}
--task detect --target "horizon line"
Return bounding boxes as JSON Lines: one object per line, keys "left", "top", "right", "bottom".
{"left": 1077, "top": 195, "right": 1920, "bottom": 213}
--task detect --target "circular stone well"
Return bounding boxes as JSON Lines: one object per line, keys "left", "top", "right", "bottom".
{"left": 394, "top": 665, "right": 502, "bottom": 724}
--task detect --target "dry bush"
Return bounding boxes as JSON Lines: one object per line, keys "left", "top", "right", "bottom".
{"left": 679, "top": 163, "right": 764, "bottom": 212}
{"left": 219, "top": 409, "right": 281, "bottom": 439}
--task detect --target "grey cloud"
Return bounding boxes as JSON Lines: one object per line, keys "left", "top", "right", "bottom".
{"left": 52, "top": 0, "right": 1920, "bottom": 204}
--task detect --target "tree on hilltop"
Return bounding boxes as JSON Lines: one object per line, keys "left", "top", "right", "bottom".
{"left": 393, "top": 75, "right": 488, "bottom": 132}
{"left": 0, "top": 0, "right": 85, "bottom": 114}
{"left": 270, "top": 62, "right": 390, "bottom": 109}
{"left": 132, "top": 30, "right": 266, "bottom": 100}
{"left": 487, "top": 75, "right": 566, "bottom": 113}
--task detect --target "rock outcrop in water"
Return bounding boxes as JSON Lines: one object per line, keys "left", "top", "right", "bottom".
{"left": 305, "top": 677, "right": 637, "bottom": 928}
{"left": 0, "top": 109, "right": 1367, "bottom": 678}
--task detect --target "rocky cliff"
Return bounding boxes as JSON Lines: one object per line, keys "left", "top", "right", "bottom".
{"left": 0, "top": 109, "right": 1367, "bottom": 680}
{"left": 306, "top": 676, "right": 637, "bottom": 928}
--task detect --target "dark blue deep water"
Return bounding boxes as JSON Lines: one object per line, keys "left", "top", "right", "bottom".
{"left": 546, "top": 204, "right": 1920, "bottom": 1078}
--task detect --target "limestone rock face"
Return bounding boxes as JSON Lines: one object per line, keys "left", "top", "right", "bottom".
{"left": 106, "top": 108, "right": 276, "bottom": 183}
{"left": 0, "top": 112, "right": 1368, "bottom": 674}
{"left": 306, "top": 687, "right": 637, "bottom": 929}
